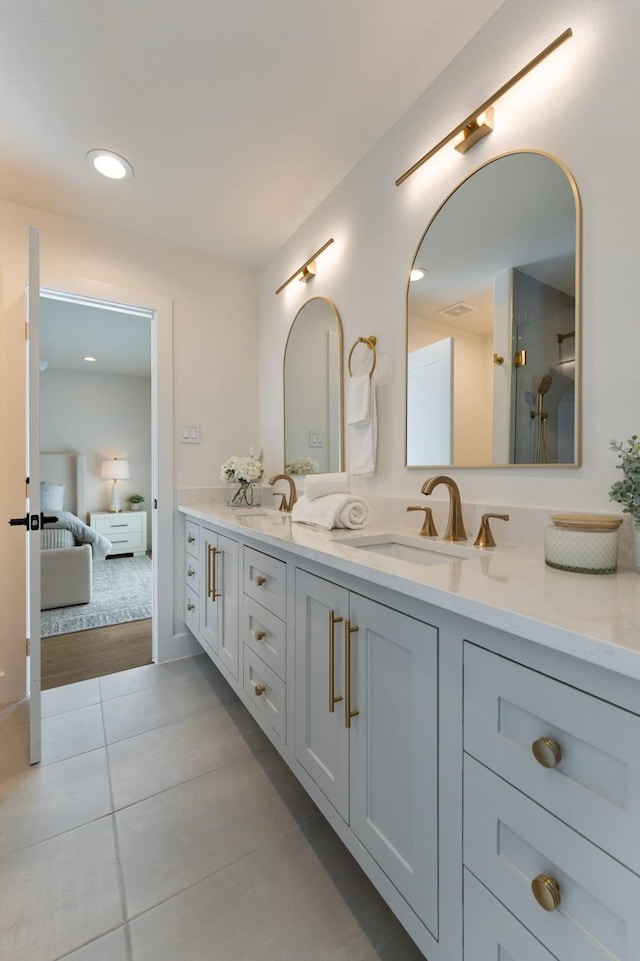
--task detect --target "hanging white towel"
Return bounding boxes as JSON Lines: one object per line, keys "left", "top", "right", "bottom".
{"left": 291, "top": 493, "right": 370, "bottom": 530}
{"left": 304, "top": 472, "right": 350, "bottom": 501}
{"left": 349, "top": 380, "right": 377, "bottom": 475}
{"left": 347, "top": 374, "right": 371, "bottom": 426}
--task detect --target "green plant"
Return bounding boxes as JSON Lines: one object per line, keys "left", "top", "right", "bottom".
{"left": 609, "top": 436, "right": 640, "bottom": 523}
{"left": 127, "top": 493, "right": 144, "bottom": 504}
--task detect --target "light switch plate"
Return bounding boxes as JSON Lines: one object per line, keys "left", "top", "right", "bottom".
{"left": 309, "top": 430, "right": 324, "bottom": 448}
{"left": 180, "top": 423, "right": 201, "bottom": 444}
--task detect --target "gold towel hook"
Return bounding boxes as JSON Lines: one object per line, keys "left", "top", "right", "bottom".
{"left": 348, "top": 336, "right": 377, "bottom": 378}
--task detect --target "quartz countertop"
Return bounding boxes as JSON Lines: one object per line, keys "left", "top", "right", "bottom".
{"left": 179, "top": 502, "right": 640, "bottom": 680}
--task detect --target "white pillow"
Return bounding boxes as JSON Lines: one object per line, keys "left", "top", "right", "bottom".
{"left": 40, "top": 482, "right": 65, "bottom": 511}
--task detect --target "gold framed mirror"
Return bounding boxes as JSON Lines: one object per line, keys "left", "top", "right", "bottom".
{"left": 284, "top": 296, "right": 344, "bottom": 475}
{"left": 406, "top": 150, "right": 581, "bottom": 467}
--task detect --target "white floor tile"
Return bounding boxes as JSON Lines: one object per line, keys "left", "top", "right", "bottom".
{"left": 41, "top": 703, "right": 105, "bottom": 765}
{"left": 0, "top": 817, "right": 124, "bottom": 961}
{"left": 116, "top": 750, "right": 318, "bottom": 917}
{"left": 107, "top": 701, "right": 269, "bottom": 809}
{"left": 0, "top": 748, "right": 112, "bottom": 856}
{"left": 129, "top": 818, "right": 402, "bottom": 961}
{"left": 58, "top": 926, "right": 130, "bottom": 961}
{"left": 41, "top": 678, "right": 100, "bottom": 718}
{"left": 102, "top": 674, "right": 232, "bottom": 745}
{"left": 0, "top": 721, "right": 31, "bottom": 784}
{"left": 98, "top": 653, "right": 230, "bottom": 703}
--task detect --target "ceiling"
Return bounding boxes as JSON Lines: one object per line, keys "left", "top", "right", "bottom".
{"left": 0, "top": 0, "right": 506, "bottom": 268}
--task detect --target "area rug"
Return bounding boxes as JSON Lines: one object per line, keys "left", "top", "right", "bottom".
{"left": 41, "top": 555, "right": 152, "bottom": 638}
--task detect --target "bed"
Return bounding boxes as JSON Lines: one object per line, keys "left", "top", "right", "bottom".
{"left": 40, "top": 452, "right": 111, "bottom": 611}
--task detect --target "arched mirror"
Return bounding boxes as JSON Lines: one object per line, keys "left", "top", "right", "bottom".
{"left": 406, "top": 151, "right": 580, "bottom": 467}
{"left": 284, "top": 297, "right": 344, "bottom": 474}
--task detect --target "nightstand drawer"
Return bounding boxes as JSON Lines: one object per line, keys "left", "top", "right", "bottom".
{"left": 184, "top": 554, "right": 199, "bottom": 595}
{"left": 242, "top": 595, "right": 285, "bottom": 680}
{"left": 465, "top": 870, "right": 558, "bottom": 961}
{"left": 243, "top": 547, "right": 286, "bottom": 619}
{"left": 464, "top": 755, "right": 640, "bottom": 961}
{"left": 464, "top": 643, "right": 640, "bottom": 874}
{"left": 185, "top": 520, "right": 200, "bottom": 559}
{"left": 93, "top": 513, "right": 144, "bottom": 536}
{"left": 243, "top": 647, "right": 285, "bottom": 743}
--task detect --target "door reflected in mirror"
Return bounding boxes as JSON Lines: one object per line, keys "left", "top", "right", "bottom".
{"left": 406, "top": 151, "right": 580, "bottom": 467}
{"left": 284, "top": 297, "right": 344, "bottom": 475}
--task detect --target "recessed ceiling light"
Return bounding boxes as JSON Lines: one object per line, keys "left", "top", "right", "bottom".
{"left": 83, "top": 356, "right": 97, "bottom": 363}
{"left": 86, "top": 149, "right": 133, "bottom": 180}
{"left": 410, "top": 267, "right": 428, "bottom": 282}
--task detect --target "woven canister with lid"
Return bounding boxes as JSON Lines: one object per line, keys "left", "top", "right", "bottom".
{"left": 544, "top": 513, "right": 623, "bottom": 574}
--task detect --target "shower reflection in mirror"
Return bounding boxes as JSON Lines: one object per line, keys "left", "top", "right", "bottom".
{"left": 406, "top": 151, "right": 580, "bottom": 468}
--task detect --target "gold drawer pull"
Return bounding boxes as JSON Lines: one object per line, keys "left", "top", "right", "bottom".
{"left": 187, "top": 534, "right": 196, "bottom": 543}
{"left": 531, "top": 875, "right": 561, "bottom": 912}
{"left": 255, "top": 575, "right": 266, "bottom": 586}
{"left": 254, "top": 683, "right": 267, "bottom": 696}
{"left": 345, "top": 620, "right": 359, "bottom": 728}
{"left": 187, "top": 566, "right": 196, "bottom": 578}
{"left": 532, "top": 737, "right": 562, "bottom": 769}
{"left": 187, "top": 600, "right": 195, "bottom": 612}
{"left": 254, "top": 629, "right": 266, "bottom": 640}
{"left": 328, "top": 610, "right": 343, "bottom": 713}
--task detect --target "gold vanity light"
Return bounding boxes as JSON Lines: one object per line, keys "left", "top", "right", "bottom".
{"left": 275, "top": 238, "right": 335, "bottom": 295}
{"left": 395, "top": 27, "right": 572, "bottom": 186}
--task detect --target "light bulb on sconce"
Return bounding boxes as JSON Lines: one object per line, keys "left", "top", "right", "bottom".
{"left": 101, "top": 457, "right": 130, "bottom": 513}
{"left": 453, "top": 107, "right": 494, "bottom": 154}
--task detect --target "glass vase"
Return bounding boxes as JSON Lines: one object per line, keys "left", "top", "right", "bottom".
{"left": 226, "top": 480, "right": 262, "bottom": 509}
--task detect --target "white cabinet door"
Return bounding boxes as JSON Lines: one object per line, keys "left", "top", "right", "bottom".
{"left": 200, "top": 526, "right": 239, "bottom": 680}
{"left": 294, "top": 569, "right": 350, "bottom": 822}
{"left": 349, "top": 594, "right": 439, "bottom": 937}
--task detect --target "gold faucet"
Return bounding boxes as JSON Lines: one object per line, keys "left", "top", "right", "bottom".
{"left": 268, "top": 474, "right": 298, "bottom": 512}
{"left": 474, "top": 513, "right": 509, "bottom": 548}
{"left": 420, "top": 475, "right": 467, "bottom": 542}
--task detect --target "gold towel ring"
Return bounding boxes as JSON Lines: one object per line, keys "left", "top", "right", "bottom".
{"left": 348, "top": 336, "right": 377, "bottom": 378}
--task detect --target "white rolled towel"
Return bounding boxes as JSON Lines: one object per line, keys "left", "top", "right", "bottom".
{"left": 291, "top": 493, "right": 370, "bottom": 530}
{"left": 304, "top": 472, "right": 350, "bottom": 501}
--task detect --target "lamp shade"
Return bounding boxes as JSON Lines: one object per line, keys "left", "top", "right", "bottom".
{"left": 101, "top": 458, "right": 130, "bottom": 481}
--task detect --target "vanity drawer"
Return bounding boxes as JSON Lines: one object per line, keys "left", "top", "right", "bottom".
{"left": 184, "top": 585, "right": 199, "bottom": 637}
{"left": 243, "top": 547, "right": 286, "bottom": 620}
{"left": 464, "top": 643, "right": 640, "bottom": 875}
{"left": 464, "top": 870, "right": 558, "bottom": 961}
{"left": 243, "top": 647, "right": 286, "bottom": 743}
{"left": 185, "top": 520, "right": 200, "bottom": 559}
{"left": 464, "top": 755, "right": 640, "bottom": 961}
{"left": 184, "top": 553, "right": 200, "bottom": 595}
{"left": 242, "top": 595, "right": 286, "bottom": 680}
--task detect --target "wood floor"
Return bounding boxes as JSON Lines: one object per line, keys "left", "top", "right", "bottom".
{"left": 42, "top": 619, "right": 153, "bottom": 690}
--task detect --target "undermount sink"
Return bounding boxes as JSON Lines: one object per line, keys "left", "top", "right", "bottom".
{"left": 343, "top": 532, "right": 477, "bottom": 568}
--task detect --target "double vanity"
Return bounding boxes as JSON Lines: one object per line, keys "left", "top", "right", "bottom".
{"left": 179, "top": 497, "right": 640, "bottom": 961}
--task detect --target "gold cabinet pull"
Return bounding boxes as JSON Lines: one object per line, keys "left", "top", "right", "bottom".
{"left": 345, "top": 619, "right": 359, "bottom": 728}
{"left": 187, "top": 566, "right": 196, "bottom": 578}
{"left": 187, "top": 533, "right": 196, "bottom": 544}
{"left": 254, "top": 629, "right": 266, "bottom": 640}
{"left": 187, "top": 600, "right": 195, "bottom": 612}
{"left": 254, "top": 683, "right": 267, "bottom": 696}
{"left": 255, "top": 575, "right": 266, "bottom": 586}
{"left": 208, "top": 544, "right": 222, "bottom": 601}
{"left": 532, "top": 736, "right": 562, "bottom": 769}
{"left": 328, "top": 610, "right": 343, "bottom": 713}
{"left": 531, "top": 874, "right": 561, "bottom": 912}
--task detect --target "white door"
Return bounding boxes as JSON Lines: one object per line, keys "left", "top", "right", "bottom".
{"left": 407, "top": 337, "right": 453, "bottom": 465}
{"left": 294, "top": 569, "right": 350, "bottom": 821}
{"left": 349, "top": 595, "right": 439, "bottom": 936}
{"left": 2, "top": 228, "right": 42, "bottom": 762}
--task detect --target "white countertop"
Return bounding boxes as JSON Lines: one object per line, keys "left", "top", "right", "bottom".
{"left": 179, "top": 502, "right": 640, "bottom": 680}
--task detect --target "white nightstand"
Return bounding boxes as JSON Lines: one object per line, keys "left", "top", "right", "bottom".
{"left": 90, "top": 511, "right": 147, "bottom": 557}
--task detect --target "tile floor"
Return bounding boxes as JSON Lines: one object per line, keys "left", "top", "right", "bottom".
{"left": 0, "top": 654, "right": 427, "bottom": 961}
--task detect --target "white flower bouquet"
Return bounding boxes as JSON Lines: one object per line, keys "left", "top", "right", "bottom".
{"left": 220, "top": 455, "right": 264, "bottom": 508}
{"left": 285, "top": 457, "right": 319, "bottom": 475}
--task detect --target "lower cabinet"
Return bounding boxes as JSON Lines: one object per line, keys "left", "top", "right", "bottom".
{"left": 199, "top": 525, "right": 239, "bottom": 680}
{"left": 294, "top": 568, "right": 439, "bottom": 937}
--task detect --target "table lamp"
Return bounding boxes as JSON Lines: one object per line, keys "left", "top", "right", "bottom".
{"left": 101, "top": 457, "right": 130, "bottom": 512}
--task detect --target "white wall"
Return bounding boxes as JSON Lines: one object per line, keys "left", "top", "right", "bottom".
{"left": 258, "top": 0, "right": 640, "bottom": 514}
{"left": 40, "top": 369, "right": 152, "bottom": 538}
